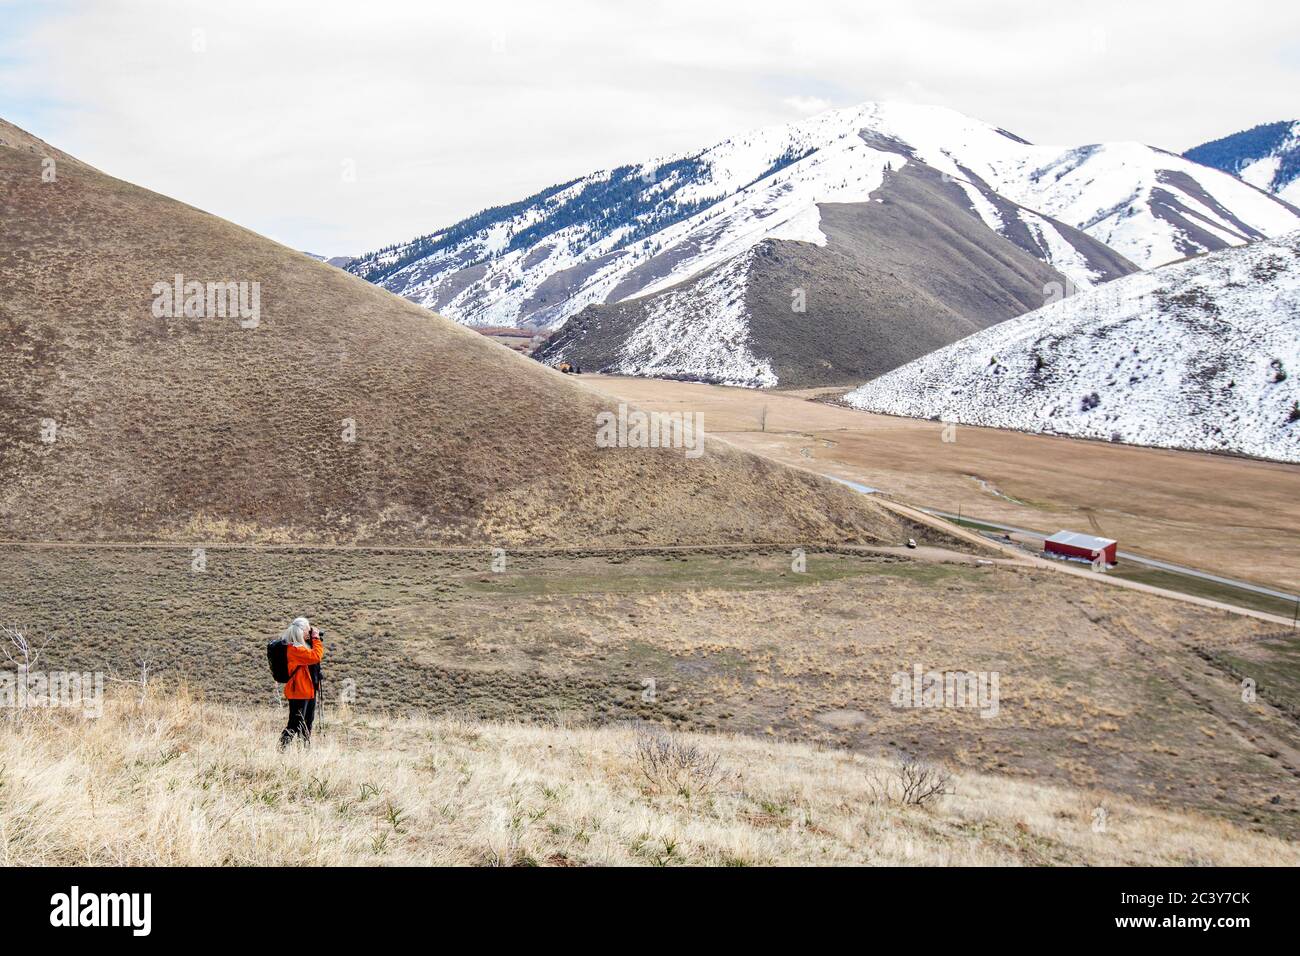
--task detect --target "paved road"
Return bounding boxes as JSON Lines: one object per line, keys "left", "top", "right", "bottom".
{"left": 919, "top": 508, "right": 1300, "bottom": 606}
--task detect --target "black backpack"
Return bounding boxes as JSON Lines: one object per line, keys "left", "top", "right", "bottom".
{"left": 267, "top": 640, "right": 291, "bottom": 683}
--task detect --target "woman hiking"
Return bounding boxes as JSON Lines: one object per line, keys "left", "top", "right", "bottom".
{"left": 278, "top": 616, "right": 324, "bottom": 750}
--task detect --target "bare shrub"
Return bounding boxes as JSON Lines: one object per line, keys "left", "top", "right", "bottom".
{"left": 633, "top": 728, "right": 723, "bottom": 798}
{"left": 1, "top": 625, "right": 52, "bottom": 726}
{"left": 106, "top": 646, "right": 162, "bottom": 706}
{"left": 1, "top": 624, "right": 48, "bottom": 672}
{"left": 869, "top": 756, "right": 953, "bottom": 807}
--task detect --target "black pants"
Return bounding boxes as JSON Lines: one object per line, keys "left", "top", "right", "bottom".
{"left": 280, "top": 697, "right": 316, "bottom": 749}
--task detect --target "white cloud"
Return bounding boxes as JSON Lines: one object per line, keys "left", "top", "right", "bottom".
{"left": 781, "top": 96, "right": 834, "bottom": 115}
{"left": 2, "top": 0, "right": 1297, "bottom": 255}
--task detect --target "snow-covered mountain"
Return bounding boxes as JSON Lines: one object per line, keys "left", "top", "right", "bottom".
{"left": 349, "top": 103, "right": 1300, "bottom": 387}
{"left": 535, "top": 161, "right": 1090, "bottom": 387}
{"left": 1184, "top": 121, "right": 1300, "bottom": 207}
{"left": 302, "top": 252, "right": 356, "bottom": 269}
{"left": 844, "top": 233, "right": 1300, "bottom": 463}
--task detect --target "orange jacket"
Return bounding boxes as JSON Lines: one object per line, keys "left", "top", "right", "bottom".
{"left": 284, "top": 637, "right": 323, "bottom": 699}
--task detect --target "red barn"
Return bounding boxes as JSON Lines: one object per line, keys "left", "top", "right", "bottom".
{"left": 1044, "top": 530, "right": 1118, "bottom": 566}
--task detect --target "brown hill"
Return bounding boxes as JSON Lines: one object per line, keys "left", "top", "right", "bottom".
{"left": 0, "top": 121, "right": 906, "bottom": 546}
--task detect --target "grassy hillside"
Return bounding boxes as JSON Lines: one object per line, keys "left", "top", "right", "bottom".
{"left": 3, "top": 689, "right": 1294, "bottom": 866}
{"left": 0, "top": 120, "right": 904, "bottom": 547}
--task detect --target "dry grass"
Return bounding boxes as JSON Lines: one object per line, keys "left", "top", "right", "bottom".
{"left": 2, "top": 689, "right": 1294, "bottom": 867}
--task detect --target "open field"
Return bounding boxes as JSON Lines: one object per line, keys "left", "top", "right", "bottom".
{"left": 582, "top": 375, "right": 1300, "bottom": 593}
{"left": 4, "top": 690, "right": 1296, "bottom": 866}
{"left": 5, "top": 544, "right": 1297, "bottom": 839}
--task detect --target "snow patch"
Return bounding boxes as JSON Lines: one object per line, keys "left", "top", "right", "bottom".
{"left": 612, "top": 250, "right": 777, "bottom": 388}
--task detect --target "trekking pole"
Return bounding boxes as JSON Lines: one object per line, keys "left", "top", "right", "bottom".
{"left": 315, "top": 631, "right": 325, "bottom": 739}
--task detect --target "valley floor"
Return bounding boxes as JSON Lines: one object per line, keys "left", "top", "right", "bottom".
{"left": 2, "top": 691, "right": 1295, "bottom": 866}
{"left": 579, "top": 375, "right": 1300, "bottom": 594}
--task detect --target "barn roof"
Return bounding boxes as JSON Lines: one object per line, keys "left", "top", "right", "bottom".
{"left": 1046, "top": 530, "right": 1117, "bottom": 550}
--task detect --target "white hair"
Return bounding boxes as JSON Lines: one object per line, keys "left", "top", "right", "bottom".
{"left": 280, "top": 616, "right": 310, "bottom": 648}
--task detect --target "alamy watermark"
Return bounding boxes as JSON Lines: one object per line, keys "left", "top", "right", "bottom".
{"left": 1, "top": 667, "right": 104, "bottom": 718}
{"left": 596, "top": 403, "right": 705, "bottom": 459}
{"left": 50, "top": 886, "right": 151, "bottom": 936}
{"left": 891, "top": 664, "right": 999, "bottom": 719}
{"left": 151, "top": 274, "right": 260, "bottom": 328}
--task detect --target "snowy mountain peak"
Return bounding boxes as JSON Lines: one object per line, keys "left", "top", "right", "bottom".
{"left": 351, "top": 103, "right": 1299, "bottom": 332}
{"left": 347, "top": 103, "right": 1300, "bottom": 390}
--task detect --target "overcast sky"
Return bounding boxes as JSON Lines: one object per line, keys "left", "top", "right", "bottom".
{"left": 2, "top": 0, "right": 1297, "bottom": 255}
